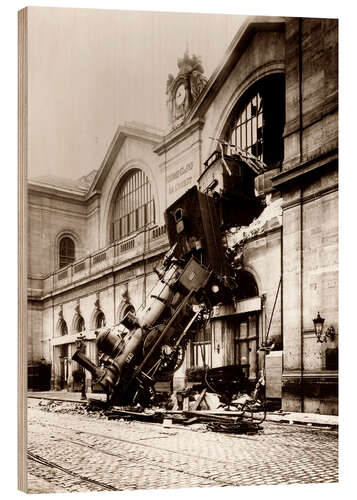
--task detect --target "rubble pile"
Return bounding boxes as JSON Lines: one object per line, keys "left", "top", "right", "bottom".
{"left": 38, "top": 399, "right": 107, "bottom": 419}
{"left": 225, "top": 197, "right": 282, "bottom": 249}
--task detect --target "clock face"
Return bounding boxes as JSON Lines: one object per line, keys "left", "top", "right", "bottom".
{"left": 175, "top": 84, "right": 186, "bottom": 106}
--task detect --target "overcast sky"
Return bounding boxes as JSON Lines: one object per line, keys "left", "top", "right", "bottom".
{"left": 27, "top": 7, "right": 244, "bottom": 180}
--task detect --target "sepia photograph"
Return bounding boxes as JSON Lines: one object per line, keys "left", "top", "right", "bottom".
{"left": 17, "top": 2, "right": 340, "bottom": 495}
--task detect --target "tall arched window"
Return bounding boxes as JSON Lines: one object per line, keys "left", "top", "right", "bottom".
{"left": 229, "top": 91, "right": 264, "bottom": 161}
{"left": 59, "top": 237, "right": 75, "bottom": 269}
{"left": 95, "top": 311, "right": 106, "bottom": 329}
{"left": 73, "top": 315, "right": 85, "bottom": 333}
{"left": 59, "top": 319, "right": 68, "bottom": 336}
{"left": 226, "top": 74, "right": 285, "bottom": 169}
{"left": 111, "top": 169, "right": 155, "bottom": 242}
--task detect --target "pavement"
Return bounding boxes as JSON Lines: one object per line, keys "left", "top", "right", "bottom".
{"left": 28, "top": 390, "right": 339, "bottom": 428}
{"left": 26, "top": 396, "right": 338, "bottom": 493}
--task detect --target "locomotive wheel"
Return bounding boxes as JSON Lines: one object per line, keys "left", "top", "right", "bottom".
{"left": 143, "top": 325, "right": 185, "bottom": 380}
{"left": 155, "top": 345, "right": 185, "bottom": 381}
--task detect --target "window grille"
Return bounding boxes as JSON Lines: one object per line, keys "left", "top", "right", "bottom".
{"left": 228, "top": 92, "right": 263, "bottom": 161}
{"left": 59, "top": 237, "right": 75, "bottom": 269}
{"left": 226, "top": 74, "right": 285, "bottom": 168}
{"left": 112, "top": 169, "right": 155, "bottom": 242}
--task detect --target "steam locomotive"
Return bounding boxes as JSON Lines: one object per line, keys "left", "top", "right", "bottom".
{"left": 73, "top": 149, "right": 263, "bottom": 406}
{"left": 73, "top": 241, "right": 232, "bottom": 406}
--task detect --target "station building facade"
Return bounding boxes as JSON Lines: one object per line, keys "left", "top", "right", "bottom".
{"left": 27, "top": 16, "right": 338, "bottom": 414}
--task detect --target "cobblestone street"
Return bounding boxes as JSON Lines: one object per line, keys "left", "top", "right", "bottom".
{"left": 26, "top": 399, "right": 338, "bottom": 494}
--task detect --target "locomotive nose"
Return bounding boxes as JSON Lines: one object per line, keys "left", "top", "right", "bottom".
{"left": 96, "top": 328, "right": 125, "bottom": 358}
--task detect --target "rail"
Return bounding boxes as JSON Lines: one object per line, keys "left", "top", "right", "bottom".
{"left": 40, "top": 225, "right": 168, "bottom": 294}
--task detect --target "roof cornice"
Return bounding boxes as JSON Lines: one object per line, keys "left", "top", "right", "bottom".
{"left": 28, "top": 181, "right": 86, "bottom": 202}
{"left": 87, "top": 124, "right": 163, "bottom": 195}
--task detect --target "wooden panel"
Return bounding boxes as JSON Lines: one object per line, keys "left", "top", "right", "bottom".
{"left": 265, "top": 351, "right": 283, "bottom": 398}
{"left": 240, "top": 321, "right": 248, "bottom": 339}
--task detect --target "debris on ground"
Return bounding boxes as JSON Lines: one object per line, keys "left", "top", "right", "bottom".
{"left": 104, "top": 407, "right": 263, "bottom": 434}
{"left": 106, "top": 409, "right": 164, "bottom": 423}
{"left": 189, "top": 423, "right": 209, "bottom": 432}
{"left": 36, "top": 398, "right": 263, "bottom": 434}
{"left": 37, "top": 399, "right": 107, "bottom": 419}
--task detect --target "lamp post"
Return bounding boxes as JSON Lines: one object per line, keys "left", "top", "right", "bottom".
{"left": 76, "top": 333, "right": 87, "bottom": 400}
{"left": 313, "top": 312, "right": 335, "bottom": 343}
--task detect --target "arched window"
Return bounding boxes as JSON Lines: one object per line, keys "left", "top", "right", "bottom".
{"left": 59, "top": 237, "right": 75, "bottom": 269}
{"left": 226, "top": 74, "right": 285, "bottom": 169}
{"left": 59, "top": 319, "right": 68, "bottom": 336}
{"left": 95, "top": 311, "right": 106, "bottom": 329}
{"left": 73, "top": 315, "right": 85, "bottom": 333}
{"left": 229, "top": 91, "right": 264, "bottom": 161}
{"left": 234, "top": 270, "right": 259, "bottom": 300}
{"left": 111, "top": 169, "right": 155, "bottom": 242}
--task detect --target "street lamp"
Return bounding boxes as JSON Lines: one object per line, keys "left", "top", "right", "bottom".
{"left": 313, "top": 312, "right": 335, "bottom": 343}
{"left": 76, "top": 333, "right": 87, "bottom": 400}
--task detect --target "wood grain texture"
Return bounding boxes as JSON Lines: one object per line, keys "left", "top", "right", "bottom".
{"left": 18, "top": 6, "right": 28, "bottom": 493}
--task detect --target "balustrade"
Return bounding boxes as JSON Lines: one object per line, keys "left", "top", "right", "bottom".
{"left": 40, "top": 225, "right": 168, "bottom": 294}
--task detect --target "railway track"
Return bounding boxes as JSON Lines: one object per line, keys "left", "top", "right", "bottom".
{"left": 28, "top": 422, "right": 236, "bottom": 489}
{"left": 28, "top": 451, "right": 118, "bottom": 491}
{"left": 27, "top": 401, "right": 339, "bottom": 493}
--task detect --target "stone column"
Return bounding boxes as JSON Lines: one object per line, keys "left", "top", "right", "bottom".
{"left": 281, "top": 188, "right": 303, "bottom": 412}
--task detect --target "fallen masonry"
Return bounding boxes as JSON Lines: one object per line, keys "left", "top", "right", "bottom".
{"left": 225, "top": 196, "right": 283, "bottom": 249}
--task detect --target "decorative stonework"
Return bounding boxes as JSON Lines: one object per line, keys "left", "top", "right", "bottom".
{"left": 166, "top": 51, "right": 207, "bottom": 128}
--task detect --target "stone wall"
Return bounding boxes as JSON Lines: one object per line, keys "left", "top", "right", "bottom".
{"left": 155, "top": 120, "right": 203, "bottom": 208}
{"left": 278, "top": 17, "right": 338, "bottom": 414}
{"left": 28, "top": 189, "right": 87, "bottom": 277}
{"left": 40, "top": 253, "right": 166, "bottom": 390}
{"left": 27, "top": 300, "right": 43, "bottom": 363}
{"left": 283, "top": 18, "right": 338, "bottom": 170}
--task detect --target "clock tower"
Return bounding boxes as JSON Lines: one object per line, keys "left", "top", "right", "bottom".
{"left": 166, "top": 51, "right": 207, "bottom": 128}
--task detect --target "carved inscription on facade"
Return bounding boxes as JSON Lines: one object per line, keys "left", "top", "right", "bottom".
{"left": 167, "top": 161, "right": 194, "bottom": 196}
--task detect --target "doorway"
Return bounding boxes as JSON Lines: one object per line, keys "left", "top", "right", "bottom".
{"left": 59, "top": 344, "right": 68, "bottom": 389}
{"left": 230, "top": 312, "right": 259, "bottom": 381}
